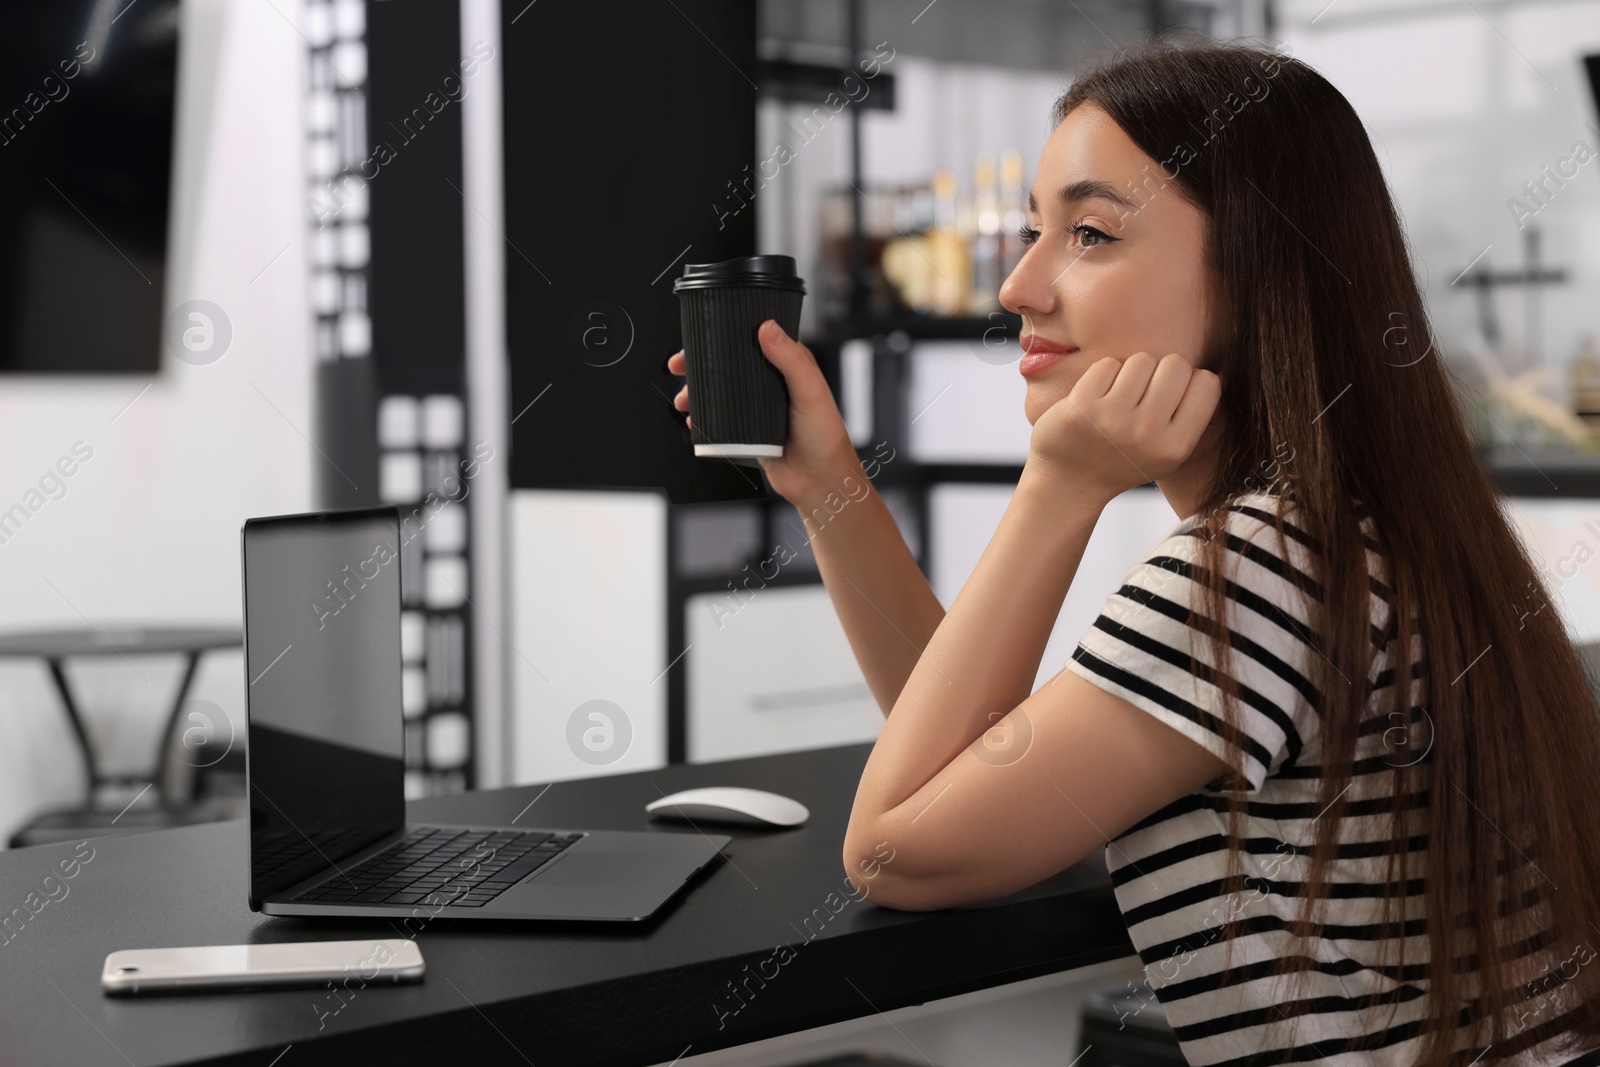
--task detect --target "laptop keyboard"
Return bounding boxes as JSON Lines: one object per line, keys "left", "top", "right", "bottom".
{"left": 290, "top": 826, "right": 585, "bottom": 909}
{"left": 252, "top": 827, "right": 374, "bottom": 885}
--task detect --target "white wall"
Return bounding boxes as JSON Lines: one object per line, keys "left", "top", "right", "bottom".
{"left": 0, "top": 0, "right": 311, "bottom": 842}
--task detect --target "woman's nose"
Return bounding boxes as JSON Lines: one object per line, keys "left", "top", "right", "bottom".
{"left": 999, "top": 252, "right": 1053, "bottom": 318}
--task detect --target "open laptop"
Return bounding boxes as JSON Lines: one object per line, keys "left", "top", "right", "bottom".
{"left": 241, "top": 505, "right": 729, "bottom": 921}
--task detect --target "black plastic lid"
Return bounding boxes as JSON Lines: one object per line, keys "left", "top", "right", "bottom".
{"left": 673, "top": 254, "right": 807, "bottom": 294}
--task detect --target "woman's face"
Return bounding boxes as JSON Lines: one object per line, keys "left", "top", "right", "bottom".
{"left": 1000, "top": 102, "right": 1216, "bottom": 427}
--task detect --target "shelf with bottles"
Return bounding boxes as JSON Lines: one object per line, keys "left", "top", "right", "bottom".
{"left": 815, "top": 149, "right": 1032, "bottom": 328}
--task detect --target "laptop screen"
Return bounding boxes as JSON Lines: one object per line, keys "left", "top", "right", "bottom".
{"left": 241, "top": 507, "right": 406, "bottom": 906}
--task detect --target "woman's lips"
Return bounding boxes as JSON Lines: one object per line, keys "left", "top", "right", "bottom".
{"left": 1017, "top": 334, "right": 1078, "bottom": 376}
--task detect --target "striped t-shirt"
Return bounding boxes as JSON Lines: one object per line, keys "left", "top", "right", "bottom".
{"left": 1064, "top": 491, "right": 1598, "bottom": 1066}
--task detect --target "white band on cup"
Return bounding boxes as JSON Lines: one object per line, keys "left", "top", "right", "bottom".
{"left": 694, "top": 443, "right": 784, "bottom": 458}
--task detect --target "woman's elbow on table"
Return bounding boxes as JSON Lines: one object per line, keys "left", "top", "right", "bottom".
{"left": 841, "top": 834, "right": 954, "bottom": 912}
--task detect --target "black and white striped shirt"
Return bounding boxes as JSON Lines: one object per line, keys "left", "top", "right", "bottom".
{"left": 1065, "top": 491, "right": 1598, "bottom": 1066}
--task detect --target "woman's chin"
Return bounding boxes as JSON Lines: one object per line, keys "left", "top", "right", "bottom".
{"left": 1022, "top": 376, "right": 1071, "bottom": 426}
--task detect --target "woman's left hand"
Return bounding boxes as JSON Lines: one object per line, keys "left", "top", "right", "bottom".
{"left": 1027, "top": 351, "right": 1223, "bottom": 503}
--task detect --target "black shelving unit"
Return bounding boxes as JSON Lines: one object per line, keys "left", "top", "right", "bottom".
{"left": 818, "top": 311, "right": 1027, "bottom": 575}
{"left": 1484, "top": 449, "right": 1600, "bottom": 498}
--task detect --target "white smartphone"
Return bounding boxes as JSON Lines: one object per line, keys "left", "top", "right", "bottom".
{"left": 101, "top": 938, "right": 424, "bottom": 996}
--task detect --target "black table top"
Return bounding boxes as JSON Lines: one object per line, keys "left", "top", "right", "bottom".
{"left": 0, "top": 742, "right": 1133, "bottom": 1067}
{"left": 0, "top": 626, "right": 241, "bottom": 658}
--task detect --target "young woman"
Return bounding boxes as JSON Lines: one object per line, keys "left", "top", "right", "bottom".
{"left": 667, "top": 39, "right": 1600, "bottom": 1067}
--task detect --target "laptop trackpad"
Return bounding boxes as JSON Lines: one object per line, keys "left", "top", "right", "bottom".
{"left": 496, "top": 849, "right": 694, "bottom": 920}
{"left": 525, "top": 851, "right": 639, "bottom": 887}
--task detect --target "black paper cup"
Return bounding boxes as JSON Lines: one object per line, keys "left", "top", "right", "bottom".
{"left": 673, "top": 255, "right": 806, "bottom": 459}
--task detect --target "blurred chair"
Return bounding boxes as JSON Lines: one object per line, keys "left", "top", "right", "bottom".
{"left": 1074, "top": 985, "right": 1187, "bottom": 1066}
{"left": 0, "top": 626, "right": 245, "bottom": 848}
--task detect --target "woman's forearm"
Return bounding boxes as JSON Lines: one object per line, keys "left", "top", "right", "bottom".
{"left": 850, "top": 463, "right": 1106, "bottom": 820}
{"left": 791, "top": 459, "right": 947, "bottom": 717}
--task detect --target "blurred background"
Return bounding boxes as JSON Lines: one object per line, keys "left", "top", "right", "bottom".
{"left": 0, "top": 0, "right": 1599, "bottom": 862}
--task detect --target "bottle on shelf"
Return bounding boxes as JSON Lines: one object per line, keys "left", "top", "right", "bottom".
{"left": 969, "top": 153, "right": 1002, "bottom": 315}
{"left": 926, "top": 168, "right": 972, "bottom": 317}
{"left": 882, "top": 182, "right": 935, "bottom": 315}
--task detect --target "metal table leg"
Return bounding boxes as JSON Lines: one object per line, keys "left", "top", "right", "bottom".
{"left": 45, "top": 657, "right": 99, "bottom": 803}
{"left": 154, "top": 651, "right": 205, "bottom": 803}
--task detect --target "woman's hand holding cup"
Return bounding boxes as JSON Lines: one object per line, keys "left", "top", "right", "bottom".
{"left": 668, "top": 320, "right": 858, "bottom": 507}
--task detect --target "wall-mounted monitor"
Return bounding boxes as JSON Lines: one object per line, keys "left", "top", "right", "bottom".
{"left": 0, "top": 0, "right": 180, "bottom": 374}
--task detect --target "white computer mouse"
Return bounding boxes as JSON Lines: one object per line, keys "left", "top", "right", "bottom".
{"left": 646, "top": 786, "right": 810, "bottom": 828}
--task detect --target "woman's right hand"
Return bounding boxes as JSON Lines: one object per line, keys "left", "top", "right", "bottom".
{"left": 667, "top": 319, "right": 859, "bottom": 506}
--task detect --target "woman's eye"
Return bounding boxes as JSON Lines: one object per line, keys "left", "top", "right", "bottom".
{"left": 1070, "top": 223, "right": 1116, "bottom": 249}
{"left": 1017, "top": 222, "right": 1117, "bottom": 251}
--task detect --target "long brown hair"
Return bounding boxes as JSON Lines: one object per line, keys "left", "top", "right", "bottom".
{"left": 1054, "top": 37, "right": 1600, "bottom": 1065}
